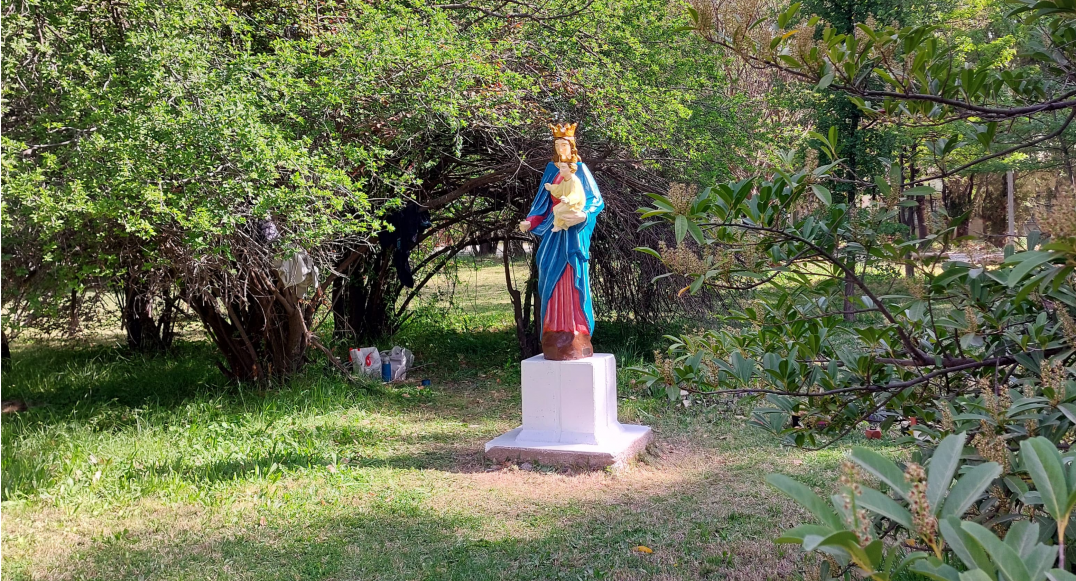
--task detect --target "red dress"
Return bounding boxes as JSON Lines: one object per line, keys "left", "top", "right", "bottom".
{"left": 544, "top": 264, "right": 591, "bottom": 334}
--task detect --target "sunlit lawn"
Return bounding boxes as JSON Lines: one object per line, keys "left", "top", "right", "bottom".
{"left": 1, "top": 263, "right": 908, "bottom": 581}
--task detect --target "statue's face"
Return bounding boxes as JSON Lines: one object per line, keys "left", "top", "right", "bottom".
{"left": 554, "top": 138, "right": 572, "bottom": 161}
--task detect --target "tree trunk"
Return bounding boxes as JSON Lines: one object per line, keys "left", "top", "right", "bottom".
{"left": 67, "top": 288, "right": 82, "bottom": 335}
{"left": 912, "top": 159, "right": 932, "bottom": 275}
{"left": 896, "top": 150, "right": 914, "bottom": 278}
{"left": 958, "top": 175, "right": 973, "bottom": 237}
{"left": 916, "top": 196, "right": 929, "bottom": 239}
{"left": 1059, "top": 132, "right": 1076, "bottom": 191}
{"left": 122, "top": 276, "right": 178, "bottom": 352}
{"left": 903, "top": 206, "right": 917, "bottom": 276}
{"left": 843, "top": 271, "right": 856, "bottom": 322}
{"left": 504, "top": 236, "right": 541, "bottom": 358}
{"left": 332, "top": 250, "right": 400, "bottom": 342}
{"left": 1007, "top": 170, "right": 1016, "bottom": 245}
{"left": 188, "top": 270, "right": 312, "bottom": 382}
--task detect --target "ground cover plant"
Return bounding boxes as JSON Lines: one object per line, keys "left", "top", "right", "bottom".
{"left": 1, "top": 261, "right": 898, "bottom": 581}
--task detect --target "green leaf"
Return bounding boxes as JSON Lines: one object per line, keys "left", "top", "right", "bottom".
{"left": 806, "top": 530, "right": 871, "bottom": 567}
{"left": 817, "top": 71, "right": 835, "bottom": 89}
{"left": 874, "top": 67, "right": 900, "bottom": 87}
{"left": 686, "top": 220, "right": 705, "bottom": 244}
{"left": 1002, "top": 249, "right": 1054, "bottom": 264}
{"left": 1006, "top": 251, "right": 1061, "bottom": 287}
{"left": 1004, "top": 475, "right": 1030, "bottom": 496}
{"left": 856, "top": 486, "right": 913, "bottom": 529}
{"left": 1019, "top": 437, "right": 1072, "bottom": 523}
{"left": 730, "top": 351, "right": 755, "bottom": 384}
{"left": 811, "top": 184, "right": 832, "bottom": 206}
{"left": 941, "top": 462, "right": 1002, "bottom": 518}
{"left": 927, "top": 433, "right": 966, "bottom": 512}
{"left": 1047, "top": 569, "right": 1076, "bottom": 581}
{"left": 644, "top": 193, "right": 677, "bottom": 212}
{"left": 776, "top": 2, "right": 801, "bottom": 28}
{"left": 904, "top": 186, "right": 936, "bottom": 196}
{"left": 873, "top": 174, "right": 891, "bottom": 197}
{"left": 802, "top": 529, "right": 854, "bottom": 552}
{"left": 775, "top": 523, "right": 836, "bottom": 544}
{"left": 778, "top": 54, "right": 803, "bottom": 68}
{"left": 910, "top": 558, "right": 962, "bottom": 581}
{"left": 674, "top": 214, "right": 688, "bottom": 244}
{"left": 940, "top": 517, "right": 995, "bottom": 575}
{"left": 766, "top": 474, "right": 843, "bottom": 529}
{"left": 688, "top": 273, "right": 705, "bottom": 293}
{"left": 1002, "top": 520, "right": 1038, "bottom": 556}
{"left": 1024, "top": 544, "right": 1057, "bottom": 581}
{"left": 961, "top": 521, "right": 1032, "bottom": 581}
{"left": 634, "top": 247, "right": 661, "bottom": 259}
{"left": 959, "top": 571, "right": 997, "bottom": 581}
{"left": 892, "top": 551, "right": 928, "bottom": 575}
{"left": 863, "top": 539, "right": 884, "bottom": 569}
{"left": 665, "top": 384, "right": 679, "bottom": 401}
{"left": 850, "top": 447, "right": 911, "bottom": 500}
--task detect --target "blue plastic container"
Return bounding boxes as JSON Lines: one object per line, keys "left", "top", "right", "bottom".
{"left": 381, "top": 361, "right": 392, "bottom": 382}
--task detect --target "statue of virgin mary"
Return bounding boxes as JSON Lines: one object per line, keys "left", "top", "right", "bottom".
{"left": 518, "top": 123, "right": 604, "bottom": 360}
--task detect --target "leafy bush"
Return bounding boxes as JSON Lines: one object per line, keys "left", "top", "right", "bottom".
{"left": 635, "top": 2, "right": 1076, "bottom": 558}
{"left": 636, "top": 125, "right": 1076, "bottom": 570}
{"left": 771, "top": 433, "right": 1076, "bottom": 579}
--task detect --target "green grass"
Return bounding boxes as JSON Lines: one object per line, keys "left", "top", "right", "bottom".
{"left": 1, "top": 262, "right": 909, "bottom": 581}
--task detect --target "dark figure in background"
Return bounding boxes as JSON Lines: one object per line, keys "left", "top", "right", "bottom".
{"left": 380, "top": 202, "right": 432, "bottom": 288}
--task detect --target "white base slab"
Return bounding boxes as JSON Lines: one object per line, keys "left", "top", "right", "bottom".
{"left": 485, "top": 424, "right": 652, "bottom": 469}
{"left": 485, "top": 353, "right": 652, "bottom": 468}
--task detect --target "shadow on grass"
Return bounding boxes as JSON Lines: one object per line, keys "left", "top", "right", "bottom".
{"left": 391, "top": 316, "right": 678, "bottom": 383}
{"left": 0, "top": 322, "right": 674, "bottom": 503}
{"left": 4, "top": 314, "right": 673, "bottom": 413}
{"left": 4, "top": 466, "right": 804, "bottom": 581}
{"left": 140, "top": 442, "right": 493, "bottom": 484}
{"left": 2, "top": 340, "right": 228, "bottom": 410}
{"left": 388, "top": 322, "right": 519, "bottom": 382}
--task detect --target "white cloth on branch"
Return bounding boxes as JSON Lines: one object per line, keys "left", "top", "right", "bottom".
{"left": 273, "top": 250, "right": 319, "bottom": 297}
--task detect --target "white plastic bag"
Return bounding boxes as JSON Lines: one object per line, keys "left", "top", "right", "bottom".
{"left": 350, "top": 347, "right": 381, "bottom": 377}
{"left": 389, "top": 346, "right": 413, "bottom": 381}
{"left": 272, "top": 250, "right": 319, "bottom": 297}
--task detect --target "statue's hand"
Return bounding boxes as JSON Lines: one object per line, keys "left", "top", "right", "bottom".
{"left": 544, "top": 183, "right": 554, "bottom": 192}
{"left": 519, "top": 220, "right": 532, "bottom": 233}
{"left": 559, "top": 210, "right": 587, "bottom": 228}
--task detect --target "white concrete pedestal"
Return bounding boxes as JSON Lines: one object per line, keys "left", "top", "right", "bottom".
{"left": 485, "top": 354, "right": 652, "bottom": 468}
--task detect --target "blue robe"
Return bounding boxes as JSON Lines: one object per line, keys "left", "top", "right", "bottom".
{"left": 525, "top": 162, "right": 604, "bottom": 335}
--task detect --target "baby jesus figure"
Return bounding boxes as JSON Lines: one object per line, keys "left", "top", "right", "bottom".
{"left": 545, "top": 161, "right": 587, "bottom": 232}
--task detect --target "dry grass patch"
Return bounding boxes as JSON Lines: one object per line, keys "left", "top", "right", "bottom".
{"left": 4, "top": 414, "right": 830, "bottom": 580}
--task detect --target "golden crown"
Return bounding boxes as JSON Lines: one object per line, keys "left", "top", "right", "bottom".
{"left": 549, "top": 122, "right": 577, "bottom": 139}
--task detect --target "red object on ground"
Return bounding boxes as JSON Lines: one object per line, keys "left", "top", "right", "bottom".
{"left": 865, "top": 429, "right": 883, "bottom": 440}
{"left": 908, "top": 417, "right": 918, "bottom": 426}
